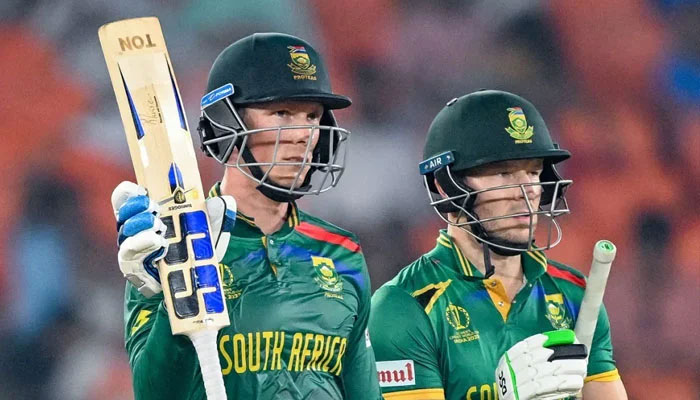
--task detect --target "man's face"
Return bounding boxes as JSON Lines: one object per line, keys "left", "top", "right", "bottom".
{"left": 462, "top": 158, "right": 544, "bottom": 245}
{"left": 241, "top": 100, "right": 323, "bottom": 189}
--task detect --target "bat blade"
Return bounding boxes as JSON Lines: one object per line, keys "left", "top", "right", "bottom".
{"left": 99, "top": 17, "right": 229, "bottom": 399}
{"left": 575, "top": 240, "right": 616, "bottom": 353}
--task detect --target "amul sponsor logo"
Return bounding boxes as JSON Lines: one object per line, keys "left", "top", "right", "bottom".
{"left": 376, "top": 360, "right": 415, "bottom": 387}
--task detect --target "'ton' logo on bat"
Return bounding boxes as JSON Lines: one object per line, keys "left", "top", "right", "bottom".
{"left": 118, "top": 34, "right": 157, "bottom": 51}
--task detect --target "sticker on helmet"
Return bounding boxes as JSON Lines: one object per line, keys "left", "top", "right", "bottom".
{"left": 287, "top": 45, "right": 317, "bottom": 80}
{"left": 419, "top": 151, "right": 454, "bottom": 175}
{"left": 200, "top": 83, "right": 234, "bottom": 109}
{"left": 504, "top": 107, "right": 534, "bottom": 143}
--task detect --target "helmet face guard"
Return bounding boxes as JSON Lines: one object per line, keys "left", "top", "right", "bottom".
{"left": 420, "top": 151, "right": 572, "bottom": 253}
{"left": 199, "top": 84, "right": 349, "bottom": 199}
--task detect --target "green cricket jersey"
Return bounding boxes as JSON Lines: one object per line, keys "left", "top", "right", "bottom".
{"left": 369, "top": 230, "right": 620, "bottom": 400}
{"left": 123, "top": 184, "right": 381, "bottom": 399}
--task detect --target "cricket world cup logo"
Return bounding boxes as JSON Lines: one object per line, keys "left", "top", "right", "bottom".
{"left": 445, "top": 302, "right": 480, "bottom": 343}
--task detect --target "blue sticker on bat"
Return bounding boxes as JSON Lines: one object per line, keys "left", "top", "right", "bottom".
{"left": 419, "top": 151, "right": 454, "bottom": 175}
{"left": 200, "top": 83, "right": 234, "bottom": 109}
{"left": 161, "top": 210, "right": 224, "bottom": 319}
{"left": 119, "top": 67, "right": 146, "bottom": 139}
{"left": 168, "top": 163, "right": 184, "bottom": 193}
{"left": 166, "top": 56, "right": 187, "bottom": 130}
{"left": 184, "top": 211, "right": 214, "bottom": 260}
{"left": 195, "top": 264, "right": 225, "bottom": 313}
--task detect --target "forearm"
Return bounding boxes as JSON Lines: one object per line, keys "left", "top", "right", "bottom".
{"left": 582, "top": 379, "right": 627, "bottom": 400}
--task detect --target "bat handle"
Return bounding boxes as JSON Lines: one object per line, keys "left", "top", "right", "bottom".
{"left": 575, "top": 240, "right": 616, "bottom": 351}
{"left": 189, "top": 329, "right": 227, "bottom": 400}
{"left": 572, "top": 240, "right": 616, "bottom": 399}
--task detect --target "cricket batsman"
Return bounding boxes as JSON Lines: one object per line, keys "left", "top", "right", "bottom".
{"left": 111, "top": 33, "right": 382, "bottom": 399}
{"left": 369, "top": 90, "right": 628, "bottom": 400}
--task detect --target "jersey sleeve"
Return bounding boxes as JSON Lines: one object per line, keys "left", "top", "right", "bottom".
{"left": 124, "top": 283, "right": 199, "bottom": 399}
{"left": 584, "top": 303, "right": 621, "bottom": 382}
{"left": 339, "top": 256, "right": 383, "bottom": 400}
{"left": 369, "top": 285, "right": 446, "bottom": 400}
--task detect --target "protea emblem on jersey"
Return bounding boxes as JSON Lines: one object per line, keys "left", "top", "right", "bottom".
{"left": 287, "top": 45, "right": 317, "bottom": 79}
{"left": 544, "top": 293, "right": 572, "bottom": 329}
{"left": 219, "top": 263, "right": 242, "bottom": 300}
{"left": 311, "top": 256, "right": 343, "bottom": 293}
{"left": 445, "top": 302, "right": 480, "bottom": 343}
{"left": 505, "top": 107, "right": 534, "bottom": 143}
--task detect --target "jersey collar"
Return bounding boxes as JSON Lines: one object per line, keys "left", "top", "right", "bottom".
{"left": 430, "top": 230, "right": 476, "bottom": 277}
{"left": 430, "top": 230, "right": 548, "bottom": 281}
{"left": 208, "top": 182, "right": 300, "bottom": 239}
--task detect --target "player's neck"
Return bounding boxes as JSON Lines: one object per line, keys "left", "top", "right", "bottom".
{"left": 220, "top": 168, "right": 288, "bottom": 235}
{"left": 448, "top": 225, "right": 524, "bottom": 294}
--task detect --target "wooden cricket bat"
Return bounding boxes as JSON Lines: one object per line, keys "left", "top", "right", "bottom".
{"left": 99, "top": 17, "right": 229, "bottom": 399}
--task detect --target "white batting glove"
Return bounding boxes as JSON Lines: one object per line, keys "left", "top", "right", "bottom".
{"left": 111, "top": 181, "right": 236, "bottom": 298}
{"left": 495, "top": 329, "right": 587, "bottom": 400}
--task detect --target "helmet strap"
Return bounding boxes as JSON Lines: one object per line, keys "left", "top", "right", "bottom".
{"left": 464, "top": 210, "right": 526, "bottom": 280}
{"left": 481, "top": 241, "right": 495, "bottom": 279}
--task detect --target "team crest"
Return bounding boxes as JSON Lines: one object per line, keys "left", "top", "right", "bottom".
{"left": 544, "top": 293, "right": 572, "bottom": 329}
{"left": 161, "top": 163, "right": 198, "bottom": 209}
{"left": 505, "top": 107, "right": 534, "bottom": 143}
{"left": 168, "top": 163, "right": 187, "bottom": 204}
{"left": 312, "top": 256, "right": 343, "bottom": 295}
{"left": 287, "top": 45, "right": 317, "bottom": 80}
{"left": 445, "top": 303, "right": 480, "bottom": 343}
{"left": 173, "top": 189, "right": 186, "bottom": 204}
{"left": 219, "top": 263, "right": 242, "bottom": 300}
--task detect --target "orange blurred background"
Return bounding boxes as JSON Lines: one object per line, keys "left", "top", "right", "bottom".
{"left": 0, "top": 1, "right": 698, "bottom": 399}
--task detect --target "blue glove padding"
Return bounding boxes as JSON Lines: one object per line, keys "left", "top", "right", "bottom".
{"left": 111, "top": 181, "right": 236, "bottom": 297}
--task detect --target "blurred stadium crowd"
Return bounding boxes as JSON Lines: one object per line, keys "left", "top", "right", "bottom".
{"left": 0, "top": 1, "right": 698, "bottom": 399}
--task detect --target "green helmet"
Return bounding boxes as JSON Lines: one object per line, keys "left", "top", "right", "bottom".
{"left": 197, "top": 32, "right": 351, "bottom": 202}
{"left": 419, "top": 90, "right": 572, "bottom": 256}
{"left": 204, "top": 32, "right": 350, "bottom": 109}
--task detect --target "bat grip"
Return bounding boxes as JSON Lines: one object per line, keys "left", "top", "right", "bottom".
{"left": 189, "top": 329, "right": 227, "bottom": 400}
{"left": 575, "top": 240, "right": 616, "bottom": 353}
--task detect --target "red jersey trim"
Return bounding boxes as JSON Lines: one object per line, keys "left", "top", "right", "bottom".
{"left": 296, "top": 222, "right": 361, "bottom": 253}
{"left": 547, "top": 264, "right": 586, "bottom": 288}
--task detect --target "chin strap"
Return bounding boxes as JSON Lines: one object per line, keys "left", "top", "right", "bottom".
{"left": 481, "top": 241, "right": 495, "bottom": 279}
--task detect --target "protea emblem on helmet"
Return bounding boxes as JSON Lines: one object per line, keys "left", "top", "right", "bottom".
{"left": 287, "top": 45, "right": 317, "bottom": 79}
{"left": 505, "top": 107, "right": 534, "bottom": 143}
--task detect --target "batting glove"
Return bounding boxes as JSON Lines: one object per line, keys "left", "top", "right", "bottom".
{"left": 495, "top": 329, "right": 587, "bottom": 400}
{"left": 111, "top": 181, "right": 236, "bottom": 298}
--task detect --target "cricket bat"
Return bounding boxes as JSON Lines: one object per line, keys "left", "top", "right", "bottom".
{"left": 99, "top": 17, "right": 229, "bottom": 399}
{"left": 575, "top": 240, "right": 616, "bottom": 356}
